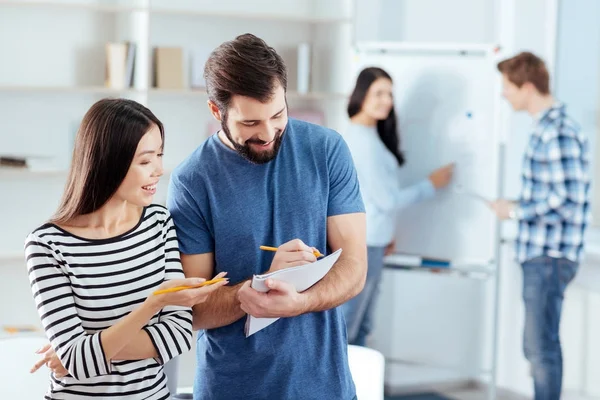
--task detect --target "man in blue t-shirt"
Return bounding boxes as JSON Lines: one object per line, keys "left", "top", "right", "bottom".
{"left": 167, "top": 33, "right": 367, "bottom": 400}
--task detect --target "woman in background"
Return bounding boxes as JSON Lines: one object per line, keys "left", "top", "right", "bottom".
{"left": 25, "top": 98, "right": 228, "bottom": 399}
{"left": 342, "top": 67, "right": 454, "bottom": 346}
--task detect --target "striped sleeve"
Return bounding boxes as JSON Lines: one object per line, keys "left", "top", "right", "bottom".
{"left": 143, "top": 214, "right": 193, "bottom": 365}
{"left": 25, "top": 234, "right": 112, "bottom": 379}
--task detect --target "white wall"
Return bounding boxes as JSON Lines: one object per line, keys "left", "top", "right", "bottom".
{"left": 354, "top": 0, "right": 495, "bottom": 44}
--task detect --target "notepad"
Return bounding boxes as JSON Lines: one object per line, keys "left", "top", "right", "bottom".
{"left": 244, "top": 248, "right": 342, "bottom": 337}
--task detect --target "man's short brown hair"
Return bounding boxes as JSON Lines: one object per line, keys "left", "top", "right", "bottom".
{"left": 203, "top": 33, "right": 287, "bottom": 112}
{"left": 497, "top": 52, "right": 550, "bottom": 95}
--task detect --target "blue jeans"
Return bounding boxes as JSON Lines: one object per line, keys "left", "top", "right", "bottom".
{"left": 522, "top": 256, "right": 578, "bottom": 400}
{"left": 342, "top": 246, "right": 385, "bottom": 346}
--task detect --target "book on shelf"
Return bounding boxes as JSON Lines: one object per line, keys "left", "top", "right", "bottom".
{"left": 153, "top": 47, "right": 184, "bottom": 89}
{"left": 2, "top": 325, "right": 40, "bottom": 335}
{"left": 190, "top": 47, "right": 212, "bottom": 89}
{"left": 105, "top": 41, "right": 136, "bottom": 90}
{"left": 0, "top": 154, "right": 59, "bottom": 172}
{"left": 0, "top": 156, "right": 27, "bottom": 168}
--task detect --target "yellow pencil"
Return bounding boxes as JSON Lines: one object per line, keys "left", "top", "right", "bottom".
{"left": 260, "top": 245, "right": 323, "bottom": 258}
{"left": 153, "top": 277, "right": 228, "bottom": 295}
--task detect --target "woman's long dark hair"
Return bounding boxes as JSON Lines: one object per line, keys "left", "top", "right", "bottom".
{"left": 347, "top": 67, "right": 405, "bottom": 166}
{"left": 50, "top": 98, "right": 164, "bottom": 225}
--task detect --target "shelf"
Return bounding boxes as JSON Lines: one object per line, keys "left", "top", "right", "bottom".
{"left": 0, "top": 85, "right": 143, "bottom": 95}
{"left": 147, "top": 88, "right": 348, "bottom": 100}
{"left": 384, "top": 254, "right": 495, "bottom": 278}
{"left": 0, "top": 1, "right": 352, "bottom": 24}
{"left": 0, "top": 253, "right": 23, "bottom": 263}
{"left": 0, "top": 168, "right": 68, "bottom": 177}
{"left": 384, "top": 263, "right": 495, "bottom": 278}
{"left": 0, "top": 86, "right": 348, "bottom": 100}
{"left": 0, "top": 1, "right": 143, "bottom": 13}
{"left": 288, "top": 91, "right": 349, "bottom": 100}
{"left": 0, "top": 168, "right": 174, "bottom": 177}
{"left": 149, "top": 8, "right": 352, "bottom": 24}
{"left": 148, "top": 88, "right": 208, "bottom": 97}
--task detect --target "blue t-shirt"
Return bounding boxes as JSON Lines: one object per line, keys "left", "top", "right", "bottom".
{"left": 167, "top": 118, "right": 365, "bottom": 400}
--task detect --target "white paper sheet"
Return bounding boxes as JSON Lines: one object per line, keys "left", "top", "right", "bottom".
{"left": 244, "top": 248, "right": 343, "bottom": 337}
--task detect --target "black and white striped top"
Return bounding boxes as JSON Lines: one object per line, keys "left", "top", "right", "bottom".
{"left": 24, "top": 204, "right": 193, "bottom": 400}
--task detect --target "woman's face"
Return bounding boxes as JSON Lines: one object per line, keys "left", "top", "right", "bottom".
{"left": 361, "top": 77, "right": 394, "bottom": 121}
{"left": 114, "top": 124, "right": 164, "bottom": 207}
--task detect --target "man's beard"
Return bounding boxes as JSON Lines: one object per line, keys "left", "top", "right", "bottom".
{"left": 221, "top": 118, "right": 284, "bottom": 165}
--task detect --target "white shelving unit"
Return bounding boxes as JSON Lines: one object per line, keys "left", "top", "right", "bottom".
{"left": 0, "top": 0, "right": 354, "bottom": 391}
{"left": 0, "top": 0, "right": 353, "bottom": 165}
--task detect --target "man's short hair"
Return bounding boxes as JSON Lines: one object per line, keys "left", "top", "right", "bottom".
{"left": 497, "top": 51, "right": 550, "bottom": 95}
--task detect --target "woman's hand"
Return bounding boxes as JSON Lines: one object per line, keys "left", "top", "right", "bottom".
{"left": 150, "top": 272, "right": 229, "bottom": 309}
{"left": 428, "top": 163, "right": 455, "bottom": 189}
{"left": 30, "top": 343, "right": 69, "bottom": 378}
{"left": 384, "top": 240, "right": 395, "bottom": 256}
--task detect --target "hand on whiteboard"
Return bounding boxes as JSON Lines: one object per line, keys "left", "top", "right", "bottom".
{"left": 429, "top": 163, "right": 455, "bottom": 189}
{"left": 489, "top": 199, "right": 516, "bottom": 220}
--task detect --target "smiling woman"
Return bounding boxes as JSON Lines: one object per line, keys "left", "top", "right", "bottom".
{"left": 23, "top": 98, "right": 229, "bottom": 399}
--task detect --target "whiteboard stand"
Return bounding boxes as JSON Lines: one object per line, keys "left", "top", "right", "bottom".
{"left": 353, "top": 42, "right": 506, "bottom": 400}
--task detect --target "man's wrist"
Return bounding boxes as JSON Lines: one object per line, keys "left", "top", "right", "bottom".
{"left": 296, "top": 292, "right": 312, "bottom": 316}
{"left": 509, "top": 205, "right": 522, "bottom": 220}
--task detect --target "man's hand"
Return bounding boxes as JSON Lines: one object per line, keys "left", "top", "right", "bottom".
{"left": 489, "top": 199, "right": 516, "bottom": 220}
{"left": 30, "top": 343, "right": 68, "bottom": 378}
{"left": 267, "top": 239, "right": 317, "bottom": 273}
{"left": 237, "top": 279, "right": 307, "bottom": 318}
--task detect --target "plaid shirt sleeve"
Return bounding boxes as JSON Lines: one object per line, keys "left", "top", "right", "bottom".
{"left": 519, "top": 130, "right": 588, "bottom": 224}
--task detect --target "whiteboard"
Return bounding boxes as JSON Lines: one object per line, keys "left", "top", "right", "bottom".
{"left": 352, "top": 43, "right": 502, "bottom": 263}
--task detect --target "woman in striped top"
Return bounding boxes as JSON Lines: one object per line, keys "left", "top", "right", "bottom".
{"left": 24, "top": 98, "right": 228, "bottom": 399}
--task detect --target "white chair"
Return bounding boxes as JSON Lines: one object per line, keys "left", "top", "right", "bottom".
{"left": 176, "top": 345, "right": 385, "bottom": 399}
{"left": 0, "top": 334, "right": 51, "bottom": 398}
{"left": 347, "top": 344, "right": 385, "bottom": 400}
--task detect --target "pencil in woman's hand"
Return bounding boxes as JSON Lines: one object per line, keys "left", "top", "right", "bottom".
{"left": 153, "top": 277, "right": 228, "bottom": 295}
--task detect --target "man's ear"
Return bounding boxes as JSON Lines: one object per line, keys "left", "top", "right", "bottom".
{"left": 207, "top": 100, "right": 221, "bottom": 121}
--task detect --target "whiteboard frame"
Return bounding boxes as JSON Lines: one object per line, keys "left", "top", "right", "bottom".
{"left": 352, "top": 40, "right": 505, "bottom": 258}
{"left": 354, "top": 41, "right": 497, "bottom": 54}
{"left": 353, "top": 41, "right": 506, "bottom": 400}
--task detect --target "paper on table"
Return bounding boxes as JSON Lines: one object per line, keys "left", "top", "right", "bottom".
{"left": 244, "top": 248, "right": 342, "bottom": 337}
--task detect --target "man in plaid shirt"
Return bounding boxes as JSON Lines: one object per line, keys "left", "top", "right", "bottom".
{"left": 490, "top": 52, "right": 591, "bottom": 400}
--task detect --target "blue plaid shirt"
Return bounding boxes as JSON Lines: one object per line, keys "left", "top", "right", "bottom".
{"left": 516, "top": 102, "right": 591, "bottom": 264}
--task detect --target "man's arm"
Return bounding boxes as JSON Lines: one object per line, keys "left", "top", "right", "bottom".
{"left": 181, "top": 253, "right": 246, "bottom": 330}
{"left": 236, "top": 213, "right": 367, "bottom": 319}
{"left": 302, "top": 212, "right": 367, "bottom": 312}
